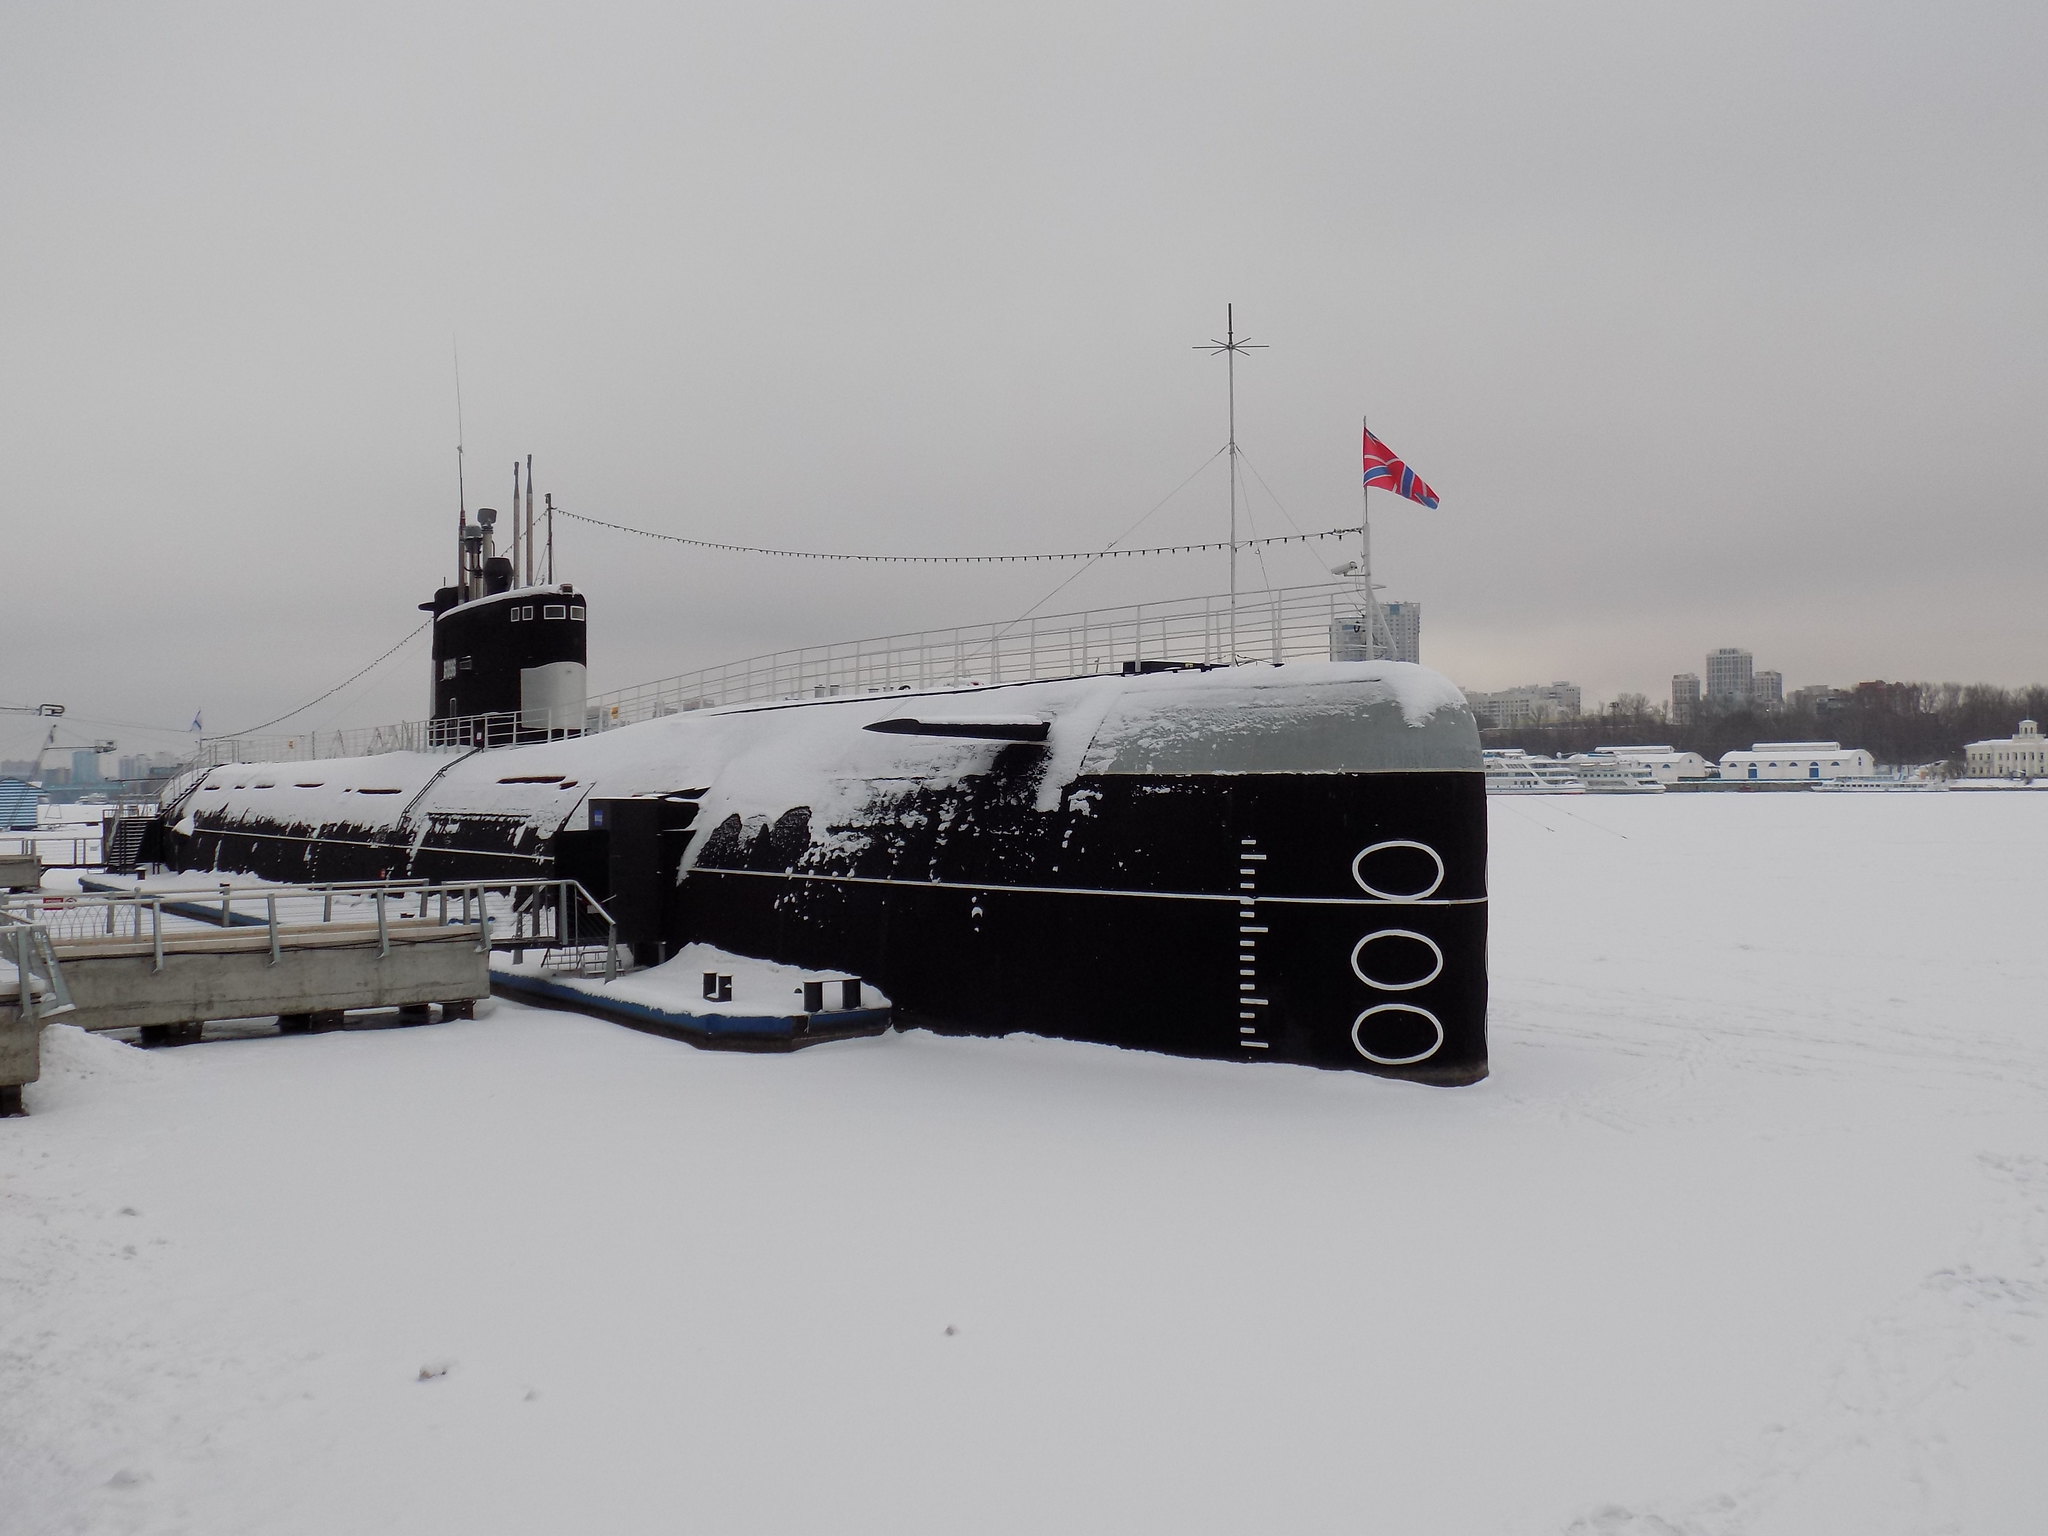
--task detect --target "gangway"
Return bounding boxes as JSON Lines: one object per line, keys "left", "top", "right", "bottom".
{"left": 0, "top": 803, "right": 167, "bottom": 878}
{"left": 3, "top": 877, "right": 617, "bottom": 1115}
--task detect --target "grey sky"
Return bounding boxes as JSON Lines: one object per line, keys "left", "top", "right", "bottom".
{"left": 5, "top": 1, "right": 2044, "bottom": 759}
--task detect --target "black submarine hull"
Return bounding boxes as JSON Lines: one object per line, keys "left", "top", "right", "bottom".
{"left": 163, "top": 663, "right": 1489, "bottom": 1083}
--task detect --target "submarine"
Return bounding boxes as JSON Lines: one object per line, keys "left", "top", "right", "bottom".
{"left": 159, "top": 498, "right": 1490, "bottom": 1084}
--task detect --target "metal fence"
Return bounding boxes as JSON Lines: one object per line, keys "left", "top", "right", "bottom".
{"left": 196, "top": 581, "right": 1377, "bottom": 764}
{"left": 1, "top": 804, "right": 166, "bottom": 870}
{"left": 4, "top": 877, "right": 620, "bottom": 980}
{"left": 2, "top": 911, "right": 74, "bottom": 1022}
{"left": 195, "top": 710, "right": 587, "bottom": 769}
{"left": 590, "top": 581, "right": 1372, "bottom": 725}
{"left": 194, "top": 720, "right": 442, "bottom": 767}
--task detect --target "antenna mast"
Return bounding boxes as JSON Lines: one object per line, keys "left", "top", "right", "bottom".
{"left": 448, "top": 339, "right": 464, "bottom": 606}
{"left": 453, "top": 337, "right": 468, "bottom": 564}
{"left": 1195, "top": 305, "right": 1266, "bottom": 661}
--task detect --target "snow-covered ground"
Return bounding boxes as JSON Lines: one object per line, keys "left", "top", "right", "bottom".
{"left": 3, "top": 793, "right": 2043, "bottom": 1535}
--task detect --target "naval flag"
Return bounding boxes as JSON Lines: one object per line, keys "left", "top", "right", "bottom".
{"left": 1362, "top": 426, "right": 1439, "bottom": 508}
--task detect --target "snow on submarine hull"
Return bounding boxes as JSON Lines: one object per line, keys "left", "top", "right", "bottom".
{"left": 160, "top": 661, "right": 1489, "bottom": 1084}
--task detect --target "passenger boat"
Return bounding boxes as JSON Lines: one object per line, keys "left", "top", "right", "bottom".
{"left": 1563, "top": 753, "right": 1665, "bottom": 793}
{"left": 1482, "top": 749, "right": 1585, "bottom": 795}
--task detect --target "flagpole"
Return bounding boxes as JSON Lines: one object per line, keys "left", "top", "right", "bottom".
{"left": 1361, "top": 415, "right": 1387, "bottom": 660}
{"left": 1355, "top": 418, "right": 1434, "bottom": 663}
{"left": 1361, "top": 480, "right": 1373, "bottom": 662}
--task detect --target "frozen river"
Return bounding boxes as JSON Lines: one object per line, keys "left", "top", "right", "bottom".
{"left": 4, "top": 792, "right": 2044, "bottom": 1534}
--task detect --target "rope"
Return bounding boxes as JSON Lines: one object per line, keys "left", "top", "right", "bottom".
{"left": 555, "top": 508, "right": 1358, "bottom": 564}
{"left": 968, "top": 447, "right": 1236, "bottom": 652}
{"left": 219, "top": 622, "right": 431, "bottom": 738}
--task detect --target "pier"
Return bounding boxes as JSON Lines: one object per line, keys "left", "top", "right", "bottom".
{"left": 2, "top": 877, "right": 615, "bottom": 1114}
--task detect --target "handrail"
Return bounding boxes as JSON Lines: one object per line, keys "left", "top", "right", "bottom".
{"left": 193, "top": 580, "right": 1380, "bottom": 764}
{"left": 2, "top": 913, "right": 75, "bottom": 1021}
{"left": 194, "top": 711, "right": 586, "bottom": 768}
{"left": 588, "top": 580, "right": 1368, "bottom": 726}
{"left": 3, "top": 802, "right": 167, "bottom": 869}
{"left": 7, "top": 875, "right": 615, "bottom": 923}
{"left": 6, "top": 877, "right": 621, "bottom": 983}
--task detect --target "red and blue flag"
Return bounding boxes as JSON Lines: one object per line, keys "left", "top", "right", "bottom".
{"left": 1362, "top": 426, "right": 1439, "bottom": 508}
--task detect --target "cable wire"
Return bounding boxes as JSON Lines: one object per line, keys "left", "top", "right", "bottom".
{"left": 220, "top": 622, "right": 431, "bottom": 738}
{"left": 554, "top": 506, "right": 1356, "bottom": 564}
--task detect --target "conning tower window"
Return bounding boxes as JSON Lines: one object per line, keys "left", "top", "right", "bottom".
{"left": 544, "top": 604, "right": 567, "bottom": 620}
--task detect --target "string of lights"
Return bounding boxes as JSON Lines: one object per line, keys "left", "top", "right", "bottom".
{"left": 555, "top": 508, "right": 1357, "bottom": 565}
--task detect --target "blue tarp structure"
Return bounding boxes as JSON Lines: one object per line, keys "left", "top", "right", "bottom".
{"left": 0, "top": 778, "right": 39, "bottom": 830}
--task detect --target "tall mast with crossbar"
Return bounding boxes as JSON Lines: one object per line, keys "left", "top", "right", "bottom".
{"left": 1195, "top": 305, "right": 1266, "bottom": 661}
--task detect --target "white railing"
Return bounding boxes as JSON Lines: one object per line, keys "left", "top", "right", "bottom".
{"left": 3, "top": 804, "right": 168, "bottom": 868}
{"left": 196, "top": 710, "right": 588, "bottom": 768}
{"left": 2, "top": 910, "right": 74, "bottom": 1022}
{"left": 5, "top": 877, "right": 620, "bottom": 980}
{"left": 198, "top": 719, "right": 447, "bottom": 768}
{"left": 589, "top": 581, "right": 1373, "bottom": 725}
{"left": 197, "top": 582, "right": 1378, "bottom": 764}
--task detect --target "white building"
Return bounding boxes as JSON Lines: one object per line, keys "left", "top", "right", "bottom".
{"left": 1382, "top": 602, "right": 1421, "bottom": 665}
{"left": 1328, "top": 600, "right": 1420, "bottom": 664}
{"left": 1718, "top": 741, "right": 1875, "bottom": 782}
{"left": 1670, "top": 673, "right": 1701, "bottom": 725}
{"left": 1788, "top": 684, "right": 1843, "bottom": 715}
{"left": 1591, "top": 745, "right": 1713, "bottom": 783}
{"left": 1964, "top": 720, "right": 2048, "bottom": 779}
{"left": 1465, "top": 681, "right": 1582, "bottom": 727}
{"left": 1705, "top": 648, "right": 1753, "bottom": 703}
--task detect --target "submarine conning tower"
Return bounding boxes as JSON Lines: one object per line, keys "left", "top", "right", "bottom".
{"left": 419, "top": 501, "right": 589, "bottom": 743}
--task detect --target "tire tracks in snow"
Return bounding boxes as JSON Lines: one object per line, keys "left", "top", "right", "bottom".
{"left": 1553, "top": 1152, "right": 2048, "bottom": 1535}
{"left": 1492, "top": 972, "right": 2048, "bottom": 1116}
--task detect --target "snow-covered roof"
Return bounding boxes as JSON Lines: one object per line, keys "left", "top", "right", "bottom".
{"left": 1965, "top": 721, "right": 2043, "bottom": 749}
{"left": 1720, "top": 744, "right": 1867, "bottom": 764}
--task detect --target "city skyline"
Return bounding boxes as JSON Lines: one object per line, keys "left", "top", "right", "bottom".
{"left": 1, "top": 615, "right": 2018, "bottom": 764}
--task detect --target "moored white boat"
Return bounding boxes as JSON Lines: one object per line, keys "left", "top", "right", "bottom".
{"left": 1483, "top": 749, "right": 1586, "bottom": 795}
{"left": 1564, "top": 753, "right": 1666, "bottom": 793}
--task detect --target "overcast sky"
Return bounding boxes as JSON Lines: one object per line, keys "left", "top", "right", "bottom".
{"left": 4, "top": 1, "right": 2044, "bottom": 759}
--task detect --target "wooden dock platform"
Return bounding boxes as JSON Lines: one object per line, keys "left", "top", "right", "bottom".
{"left": 4, "top": 876, "right": 615, "bottom": 1115}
